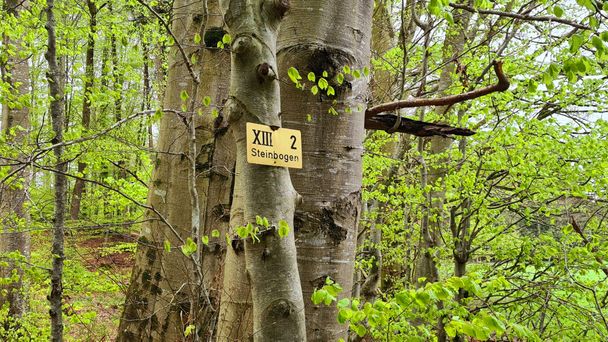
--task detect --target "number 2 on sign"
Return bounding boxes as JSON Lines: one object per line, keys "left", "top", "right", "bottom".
{"left": 290, "top": 135, "right": 297, "bottom": 149}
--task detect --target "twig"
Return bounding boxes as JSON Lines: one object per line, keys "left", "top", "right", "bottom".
{"left": 449, "top": 3, "right": 591, "bottom": 30}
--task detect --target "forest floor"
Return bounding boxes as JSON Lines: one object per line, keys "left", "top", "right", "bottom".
{"left": 25, "top": 228, "right": 136, "bottom": 341}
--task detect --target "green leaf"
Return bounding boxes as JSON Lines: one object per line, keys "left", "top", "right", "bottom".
{"left": 336, "top": 73, "right": 344, "bottom": 85}
{"left": 352, "top": 324, "right": 367, "bottom": 337}
{"left": 327, "top": 86, "right": 335, "bottom": 96}
{"left": 569, "top": 34, "right": 584, "bottom": 53}
{"left": 194, "top": 33, "right": 201, "bottom": 44}
{"left": 311, "top": 85, "right": 319, "bottom": 95}
{"left": 338, "top": 308, "right": 351, "bottom": 323}
{"left": 351, "top": 310, "right": 366, "bottom": 323}
{"left": 330, "top": 285, "right": 343, "bottom": 298}
{"left": 322, "top": 70, "right": 328, "bottom": 77}
{"left": 307, "top": 72, "right": 316, "bottom": 82}
{"left": 288, "top": 67, "right": 302, "bottom": 84}
{"left": 483, "top": 315, "right": 506, "bottom": 334}
{"left": 164, "top": 239, "right": 171, "bottom": 252}
{"left": 203, "top": 96, "right": 211, "bottom": 107}
{"left": 211, "top": 229, "right": 220, "bottom": 238}
{"left": 576, "top": 0, "right": 595, "bottom": 11}
{"left": 414, "top": 291, "right": 431, "bottom": 305}
{"left": 352, "top": 70, "right": 361, "bottom": 78}
{"left": 363, "top": 66, "right": 369, "bottom": 77}
{"left": 553, "top": 6, "right": 563, "bottom": 17}
{"left": 211, "top": 109, "right": 219, "bottom": 118}
{"left": 428, "top": 0, "right": 442, "bottom": 16}
{"left": 278, "top": 220, "right": 290, "bottom": 238}
{"left": 318, "top": 78, "right": 329, "bottom": 90}
{"left": 601, "top": 31, "right": 608, "bottom": 42}
{"left": 311, "top": 289, "right": 326, "bottom": 305}
{"left": 337, "top": 298, "right": 350, "bottom": 308}
{"left": 180, "top": 237, "right": 197, "bottom": 257}
{"left": 591, "top": 36, "right": 604, "bottom": 52}
{"left": 180, "top": 90, "right": 189, "bottom": 101}
{"left": 395, "top": 291, "right": 409, "bottom": 306}
{"left": 222, "top": 33, "right": 232, "bottom": 44}
{"left": 237, "top": 225, "right": 249, "bottom": 239}
{"left": 201, "top": 235, "right": 209, "bottom": 246}
{"left": 445, "top": 322, "right": 458, "bottom": 338}
{"left": 184, "top": 324, "right": 195, "bottom": 337}
{"left": 306, "top": 114, "right": 313, "bottom": 122}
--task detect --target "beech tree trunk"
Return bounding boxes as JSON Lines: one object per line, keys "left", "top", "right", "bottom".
{"left": 218, "top": 0, "right": 306, "bottom": 341}
{"left": 117, "top": 1, "right": 234, "bottom": 340}
{"left": 0, "top": 0, "right": 32, "bottom": 323}
{"left": 276, "top": 1, "right": 373, "bottom": 340}
{"left": 44, "top": 0, "right": 67, "bottom": 340}
{"left": 69, "top": 0, "right": 96, "bottom": 220}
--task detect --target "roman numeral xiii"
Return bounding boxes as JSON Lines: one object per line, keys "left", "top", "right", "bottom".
{"left": 252, "top": 129, "right": 273, "bottom": 146}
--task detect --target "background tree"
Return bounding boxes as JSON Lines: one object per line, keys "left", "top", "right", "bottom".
{"left": 118, "top": 0, "right": 234, "bottom": 340}
{"left": 0, "top": 0, "right": 32, "bottom": 325}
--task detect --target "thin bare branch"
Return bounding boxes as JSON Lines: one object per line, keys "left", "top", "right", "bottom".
{"left": 449, "top": 3, "right": 591, "bottom": 30}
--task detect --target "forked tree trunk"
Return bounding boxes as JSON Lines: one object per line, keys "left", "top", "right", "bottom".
{"left": 218, "top": 0, "right": 306, "bottom": 340}
{"left": 276, "top": 1, "right": 373, "bottom": 340}
{"left": 69, "top": 0, "right": 97, "bottom": 220}
{"left": 44, "top": 0, "right": 67, "bottom": 340}
{"left": 117, "top": 1, "right": 234, "bottom": 340}
{"left": 0, "top": 0, "right": 32, "bottom": 323}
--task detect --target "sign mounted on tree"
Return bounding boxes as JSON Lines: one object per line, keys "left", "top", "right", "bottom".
{"left": 246, "top": 122, "right": 302, "bottom": 169}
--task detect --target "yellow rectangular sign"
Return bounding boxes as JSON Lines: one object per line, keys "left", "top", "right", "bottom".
{"left": 246, "top": 122, "right": 302, "bottom": 169}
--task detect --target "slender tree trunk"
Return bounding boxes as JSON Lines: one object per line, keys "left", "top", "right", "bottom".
{"left": 415, "top": 8, "right": 472, "bottom": 342}
{"left": 276, "top": 1, "right": 373, "bottom": 340}
{"left": 418, "top": 5, "right": 473, "bottom": 285}
{"left": 45, "top": 0, "right": 67, "bottom": 340}
{"left": 218, "top": 0, "right": 306, "bottom": 340}
{"left": 117, "top": 1, "right": 234, "bottom": 340}
{"left": 69, "top": 0, "right": 97, "bottom": 220}
{"left": 110, "top": 5, "right": 128, "bottom": 180}
{"left": 0, "top": 0, "right": 32, "bottom": 324}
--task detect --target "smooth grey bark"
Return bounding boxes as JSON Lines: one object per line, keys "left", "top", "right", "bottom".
{"left": 44, "top": 0, "right": 67, "bottom": 340}
{"left": 277, "top": 1, "right": 373, "bottom": 340}
{"left": 69, "top": 0, "right": 96, "bottom": 220}
{"left": 0, "top": 0, "right": 32, "bottom": 323}
{"left": 218, "top": 0, "right": 306, "bottom": 341}
{"left": 217, "top": 163, "right": 252, "bottom": 340}
{"left": 117, "top": 1, "right": 234, "bottom": 340}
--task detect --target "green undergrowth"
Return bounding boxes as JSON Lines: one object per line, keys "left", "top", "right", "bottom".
{"left": 1, "top": 226, "right": 136, "bottom": 341}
